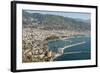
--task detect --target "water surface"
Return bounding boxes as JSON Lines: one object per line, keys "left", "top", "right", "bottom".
{"left": 48, "top": 35, "right": 91, "bottom": 61}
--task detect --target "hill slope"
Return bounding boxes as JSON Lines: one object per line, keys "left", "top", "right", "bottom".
{"left": 22, "top": 11, "right": 90, "bottom": 31}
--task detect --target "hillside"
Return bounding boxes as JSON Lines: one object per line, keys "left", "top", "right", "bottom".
{"left": 22, "top": 11, "right": 90, "bottom": 32}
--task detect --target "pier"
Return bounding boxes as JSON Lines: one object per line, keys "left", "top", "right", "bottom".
{"left": 53, "top": 41, "right": 86, "bottom": 60}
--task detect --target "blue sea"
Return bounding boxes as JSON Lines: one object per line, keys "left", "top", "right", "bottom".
{"left": 48, "top": 35, "right": 91, "bottom": 61}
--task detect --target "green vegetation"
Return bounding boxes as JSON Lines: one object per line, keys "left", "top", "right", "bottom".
{"left": 23, "top": 10, "right": 90, "bottom": 31}
{"left": 45, "top": 35, "right": 60, "bottom": 41}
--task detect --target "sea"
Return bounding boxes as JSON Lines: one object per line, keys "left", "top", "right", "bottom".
{"left": 48, "top": 35, "right": 91, "bottom": 61}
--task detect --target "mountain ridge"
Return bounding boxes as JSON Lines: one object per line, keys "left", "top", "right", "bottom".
{"left": 22, "top": 11, "right": 90, "bottom": 31}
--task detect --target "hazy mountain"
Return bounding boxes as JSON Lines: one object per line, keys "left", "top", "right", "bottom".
{"left": 22, "top": 11, "right": 90, "bottom": 31}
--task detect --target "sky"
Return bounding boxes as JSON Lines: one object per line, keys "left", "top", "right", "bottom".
{"left": 25, "top": 10, "right": 91, "bottom": 20}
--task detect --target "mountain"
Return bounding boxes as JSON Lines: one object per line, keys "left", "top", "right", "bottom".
{"left": 22, "top": 11, "right": 90, "bottom": 31}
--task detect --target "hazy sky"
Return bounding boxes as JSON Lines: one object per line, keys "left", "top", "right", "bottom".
{"left": 25, "top": 10, "right": 91, "bottom": 20}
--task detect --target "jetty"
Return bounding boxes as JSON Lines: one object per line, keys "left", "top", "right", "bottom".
{"left": 52, "top": 41, "right": 86, "bottom": 60}
{"left": 62, "top": 41, "right": 86, "bottom": 50}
